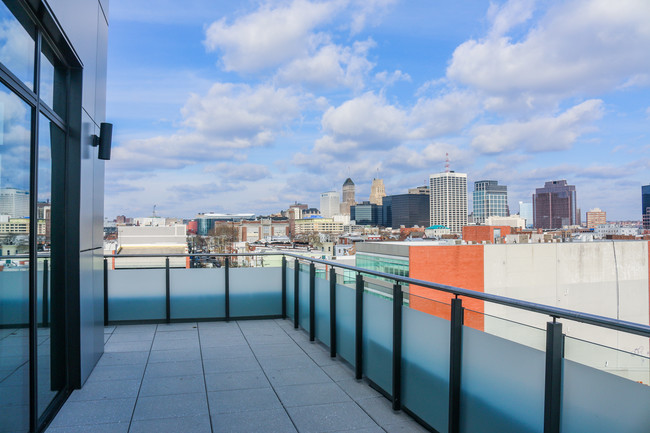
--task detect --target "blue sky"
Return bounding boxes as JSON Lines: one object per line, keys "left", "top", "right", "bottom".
{"left": 105, "top": 0, "right": 650, "bottom": 221}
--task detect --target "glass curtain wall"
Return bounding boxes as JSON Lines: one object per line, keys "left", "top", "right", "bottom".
{"left": 0, "top": 1, "right": 69, "bottom": 431}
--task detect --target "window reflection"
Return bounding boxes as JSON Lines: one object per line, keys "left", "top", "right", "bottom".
{"left": 0, "top": 1, "right": 35, "bottom": 90}
{"left": 40, "top": 44, "right": 67, "bottom": 118}
{"left": 0, "top": 81, "right": 31, "bottom": 433}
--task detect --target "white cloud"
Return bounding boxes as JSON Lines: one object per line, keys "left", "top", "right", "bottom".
{"left": 111, "top": 82, "right": 306, "bottom": 171}
{"left": 348, "top": 0, "right": 399, "bottom": 35}
{"left": 471, "top": 99, "right": 604, "bottom": 154}
{"left": 319, "top": 92, "right": 408, "bottom": 149}
{"left": 410, "top": 91, "right": 480, "bottom": 138}
{"left": 448, "top": 0, "right": 650, "bottom": 107}
{"left": 375, "top": 70, "right": 411, "bottom": 87}
{"left": 204, "top": 162, "right": 271, "bottom": 181}
{"left": 204, "top": 0, "right": 343, "bottom": 72}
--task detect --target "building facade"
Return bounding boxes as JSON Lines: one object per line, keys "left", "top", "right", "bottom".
{"left": 382, "top": 193, "right": 429, "bottom": 228}
{"left": 369, "top": 178, "right": 386, "bottom": 205}
{"left": 473, "top": 180, "right": 508, "bottom": 224}
{"left": 519, "top": 201, "right": 533, "bottom": 228}
{"left": 0, "top": 0, "right": 109, "bottom": 430}
{"left": 586, "top": 208, "right": 606, "bottom": 229}
{"left": 429, "top": 171, "right": 468, "bottom": 234}
{"left": 533, "top": 180, "right": 578, "bottom": 229}
{"left": 320, "top": 191, "right": 340, "bottom": 218}
{"left": 642, "top": 185, "right": 650, "bottom": 229}
{"left": 351, "top": 201, "right": 383, "bottom": 226}
{"left": 340, "top": 178, "right": 355, "bottom": 215}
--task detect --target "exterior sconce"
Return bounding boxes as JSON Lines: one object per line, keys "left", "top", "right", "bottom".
{"left": 91, "top": 122, "right": 113, "bottom": 160}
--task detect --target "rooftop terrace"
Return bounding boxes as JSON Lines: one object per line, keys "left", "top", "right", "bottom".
{"left": 46, "top": 320, "right": 426, "bottom": 433}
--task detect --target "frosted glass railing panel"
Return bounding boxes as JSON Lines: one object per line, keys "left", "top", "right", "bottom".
{"left": 169, "top": 268, "right": 225, "bottom": 319}
{"left": 298, "top": 268, "right": 310, "bottom": 331}
{"left": 460, "top": 326, "right": 545, "bottom": 433}
{"left": 336, "top": 283, "right": 356, "bottom": 365}
{"left": 565, "top": 335, "right": 650, "bottom": 384}
{"left": 108, "top": 269, "right": 166, "bottom": 321}
{"left": 402, "top": 303, "right": 450, "bottom": 433}
{"left": 286, "top": 266, "right": 294, "bottom": 320}
{"left": 314, "top": 277, "right": 330, "bottom": 345}
{"left": 230, "top": 267, "right": 282, "bottom": 317}
{"left": 472, "top": 309, "right": 546, "bottom": 352}
{"left": 562, "top": 358, "right": 650, "bottom": 432}
{"left": 362, "top": 291, "right": 393, "bottom": 394}
{"left": 0, "top": 270, "right": 29, "bottom": 326}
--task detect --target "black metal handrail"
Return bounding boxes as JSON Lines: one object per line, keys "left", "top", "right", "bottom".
{"left": 104, "top": 251, "right": 650, "bottom": 338}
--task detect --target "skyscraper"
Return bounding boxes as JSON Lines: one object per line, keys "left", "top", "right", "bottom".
{"left": 518, "top": 201, "right": 533, "bottom": 229}
{"left": 429, "top": 171, "right": 467, "bottom": 234}
{"left": 369, "top": 178, "right": 386, "bottom": 205}
{"left": 473, "top": 180, "right": 508, "bottom": 224}
{"left": 533, "top": 180, "right": 577, "bottom": 229}
{"left": 340, "top": 178, "right": 355, "bottom": 215}
{"left": 320, "top": 191, "right": 340, "bottom": 218}
{"left": 643, "top": 185, "right": 650, "bottom": 229}
{"left": 0, "top": 188, "right": 30, "bottom": 218}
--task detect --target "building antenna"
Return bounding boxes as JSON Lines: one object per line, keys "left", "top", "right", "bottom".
{"left": 152, "top": 204, "right": 157, "bottom": 218}
{"left": 445, "top": 153, "right": 450, "bottom": 173}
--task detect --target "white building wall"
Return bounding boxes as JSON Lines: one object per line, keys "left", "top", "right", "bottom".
{"left": 483, "top": 242, "right": 649, "bottom": 381}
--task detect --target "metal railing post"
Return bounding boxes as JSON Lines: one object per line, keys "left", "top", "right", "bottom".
{"left": 329, "top": 266, "right": 337, "bottom": 357}
{"left": 355, "top": 272, "right": 364, "bottom": 380}
{"left": 294, "top": 258, "right": 299, "bottom": 328}
{"left": 165, "top": 257, "right": 171, "bottom": 323}
{"left": 392, "top": 283, "right": 403, "bottom": 411}
{"left": 42, "top": 259, "right": 49, "bottom": 327}
{"left": 544, "top": 320, "right": 563, "bottom": 433}
{"left": 225, "top": 257, "right": 230, "bottom": 321}
{"left": 448, "top": 297, "right": 464, "bottom": 433}
{"left": 309, "top": 262, "right": 315, "bottom": 341}
{"left": 103, "top": 258, "right": 108, "bottom": 326}
{"left": 282, "top": 256, "right": 287, "bottom": 318}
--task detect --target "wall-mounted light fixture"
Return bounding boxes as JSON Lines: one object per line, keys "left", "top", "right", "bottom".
{"left": 91, "top": 122, "right": 113, "bottom": 160}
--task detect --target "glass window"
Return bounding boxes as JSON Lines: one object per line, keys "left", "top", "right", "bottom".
{"left": 0, "top": 80, "right": 31, "bottom": 433}
{"left": 0, "top": 1, "right": 36, "bottom": 89}
{"left": 40, "top": 43, "right": 66, "bottom": 118}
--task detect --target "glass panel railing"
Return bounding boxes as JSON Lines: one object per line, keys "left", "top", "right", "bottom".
{"left": 562, "top": 358, "right": 650, "bottom": 432}
{"left": 402, "top": 294, "right": 450, "bottom": 433}
{"left": 285, "top": 264, "right": 294, "bottom": 320}
{"left": 107, "top": 269, "right": 166, "bottom": 321}
{"left": 230, "top": 267, "right": 282, "bottom": 317}
{"left": 169, "top": 268, "right": 225, "bottom": 319}
{"left": 298, "top": 266, "right": 310, "bottom": 331}
{"left": 466, "top": 308, "right": 546, "bottom": 352}
{"left": 565, "top": 335, "right": 650, "bottom": 385}
{"left": 314, "top": 275, "right": 330, "bottom": 346}
{"left": 335, "top": 280, "right": 356, "bottom": 366}
{"left": 460, "top": 323, "right": 545, "bottom": 433}
{"left": 362, "top": 288, "right": 393, "bottom": 395}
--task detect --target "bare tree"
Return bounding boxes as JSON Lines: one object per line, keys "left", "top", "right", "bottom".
{"left": 210, "top": 223, "right": 239, "bottom": 253}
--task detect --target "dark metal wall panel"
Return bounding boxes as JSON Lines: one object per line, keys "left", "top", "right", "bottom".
{"left": 46, "top": 0, "right": 99, "bottom": 119}
{"left": 94, "top": 4, "right": 108, "bottom": 124}
{"left": 78, "top": 249, "right": 97, "bottom": 383}
{"left": 79, "top": 116, "right": 95, "bottom": 252}
{"left": 93, "top": 148, "right": 105, "bottom": 249}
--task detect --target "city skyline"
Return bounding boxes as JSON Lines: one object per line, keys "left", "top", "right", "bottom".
{"left": 105, "top": 0, "right": 650, "bottom": 221}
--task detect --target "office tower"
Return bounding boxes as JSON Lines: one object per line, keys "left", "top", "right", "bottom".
{"left": 643, "top": 185, "right": 650, "bottom": 229}
{"left": 0, "top": 188, "right": 30, "bottom": 218}
{"left": 351, "top": 201, "right": 383, "bottom": 226}
{"left": 586, "top": 208, "right": 606, "bottom": 229}
{"left": 533, "top": 180, "right": 577, "bottom": 229}
{"left": 408, "top": 185, "right": 430, "bottom": 195}
{"left": 519, "top": 201, "right": 533, "bottom": 228}
{"left": 369, "top": 178, "right": 386, "bottom": 205}
{"left": 340, "top": 178, "right": 355, "bottom": 215}
{"left": 473, "top": 180, "right": 508, "bottom": 224}
{"left": 382, "top": 194, "right": 430, "bottom": 228}
{"left": 320, "top": 191, "right": 340, "bottom": 218}
{"left": 429, "top": 171, "right": 468, "bottom": 234}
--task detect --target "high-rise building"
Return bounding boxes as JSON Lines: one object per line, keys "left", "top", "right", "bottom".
{"left": 382, "top": 194, "right": 430, "bottom": 228}
{"left": 586, "top": 208, "right": 606, "bottom": 229}
{"left": 533, "top": 180, "right": 578, "bottom": 229}
{"left": 408, "top": 185, "right": 430, "bottom": 195}
{"left": 429, "top": 171, "right": 468, "bottom": 234}
{"left": 473, "top": 180, "right": 508, "bottom": 224}
{"left": 642, "top": 185, "right": 650, "bottom": 229}
{"left": 0, "top": 188, "right": 30, "bottom": 218}
{"left": 518, "top": 201, "right": 533, "bottom": 228}
{"left": 320, "top": 191, "right": 340, "bottom": 218}
{"left": 369, "top": 178, "right": 386, "bottom": 205}
{"left": 340, "top": 178, "right": 355, "bottom": 215}
{"left": 351, "top": 201, "right": 383, "bottom": 226}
